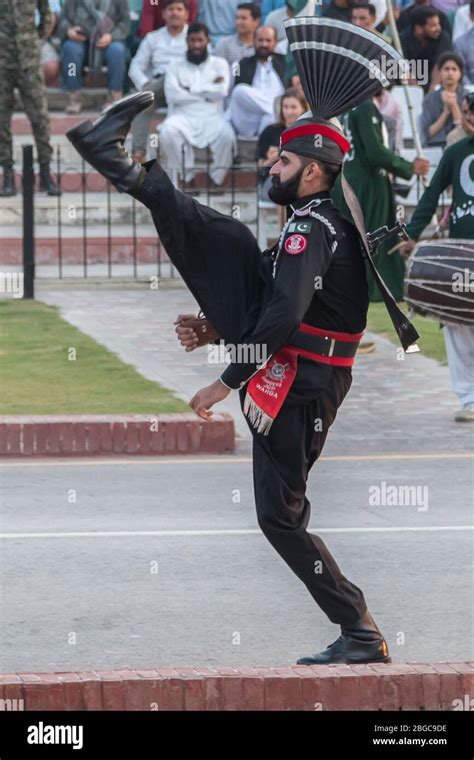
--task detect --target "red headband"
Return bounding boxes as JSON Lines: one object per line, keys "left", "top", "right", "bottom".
{"left": 280, "top": 123, "right": 351, "bottom": 155}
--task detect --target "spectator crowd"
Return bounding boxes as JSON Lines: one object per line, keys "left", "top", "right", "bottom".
{"left": 1, "top": 0, "right": 474, "bottom": 193}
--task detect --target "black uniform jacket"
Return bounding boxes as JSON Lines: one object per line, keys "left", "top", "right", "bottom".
{"left": 132, "top": 161, "right": 369, "bottom": 401}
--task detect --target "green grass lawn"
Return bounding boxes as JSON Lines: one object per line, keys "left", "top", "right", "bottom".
{"left": 367, "top": 302, "right": 447, "bottom": 365}
{"left": 0, "top": 300, "right": 189, "bottom": 415}
{"left": 0, "top": 299, "right": 446, "bottom": 415}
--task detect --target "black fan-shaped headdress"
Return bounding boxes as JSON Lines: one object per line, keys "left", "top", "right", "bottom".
{"left": 281, "top": 17, "right": 419, "bottom": 352}
{"left": 281, "top": 17, "right": 409, "bottom": 166}
{"left": 285, "top": 17, "right": 408, "bottom": 119}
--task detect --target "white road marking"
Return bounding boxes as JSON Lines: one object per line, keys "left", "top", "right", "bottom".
{"left": 0, "top": 452, "right": 472, "bottom": 468}
{"left": 0, "top": 526, "right": 472, "bottom": 539}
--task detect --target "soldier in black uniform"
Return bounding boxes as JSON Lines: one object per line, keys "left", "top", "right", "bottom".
{"left": 65, "top": 18, "right": 420, "bottom": 664}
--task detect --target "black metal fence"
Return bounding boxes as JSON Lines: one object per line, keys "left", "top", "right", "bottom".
{"left": 20, "top": 143, "right": 264, "bottom": 285}
{"left": 16, "top": 144, "right": 445, "bottom": 295}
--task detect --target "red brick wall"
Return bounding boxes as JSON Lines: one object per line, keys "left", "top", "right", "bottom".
{"left": 0, "top": 663, "right": 472, "bottom": 711}
{"left": 0, "top": 414, "right": 235, "bottom": 456}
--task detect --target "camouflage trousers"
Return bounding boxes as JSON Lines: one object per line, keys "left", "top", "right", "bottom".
{"left": 0, "top": 63, "right": 52, "bottom": 168}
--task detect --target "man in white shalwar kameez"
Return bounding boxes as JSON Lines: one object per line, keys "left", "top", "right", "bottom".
{"left": 158, "top": 22, "right": 237, "bottom": 186}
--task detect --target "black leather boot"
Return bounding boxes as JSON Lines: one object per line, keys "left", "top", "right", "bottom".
{"left": 65, "top": 91, "right": 154, "bottom": 193}
{"left": 297, "top": 610, "right": 391, "bottom": 665}
{"left": 39, "top": 165, "right": 61, "bottom": 196}
{"left": 0, "top": 165, "right": 17, "bottom": 196}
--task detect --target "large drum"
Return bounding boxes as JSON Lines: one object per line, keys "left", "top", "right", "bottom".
{"left": 404, "top": 239, "right": 474, "bottom": 326}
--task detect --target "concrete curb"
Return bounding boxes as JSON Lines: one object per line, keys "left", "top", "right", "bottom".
{"left": 0, "top": 663, "right": 472, "bottom": 711}
{"left": 0, "top": 414, "right": 235, "bottom": 457}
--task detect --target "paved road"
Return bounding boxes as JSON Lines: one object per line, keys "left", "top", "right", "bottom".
{"left": 0, "top": 284, "right": 472, "bottom": 671}
{"left": 0, "top": 453, "right": 472, "bottom": 670}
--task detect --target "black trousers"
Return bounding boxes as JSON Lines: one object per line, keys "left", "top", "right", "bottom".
{"left": 240, "top": 369, "right": 367, "bottom": 625}
{"left": 133, "top": 162, "right": 368, "bottom": 626}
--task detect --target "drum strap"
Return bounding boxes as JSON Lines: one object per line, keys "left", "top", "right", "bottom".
{"left": 341, "top": 173, "right": 420, "bottom": 352}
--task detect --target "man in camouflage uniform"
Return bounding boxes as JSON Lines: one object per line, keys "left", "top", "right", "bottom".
{"left": 0, "top": 0, "right": 60, "bottom": 196}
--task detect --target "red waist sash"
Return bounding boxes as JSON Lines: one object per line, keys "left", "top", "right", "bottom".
{"left": 243, "top": 323, "right": 363, "bottom": 435}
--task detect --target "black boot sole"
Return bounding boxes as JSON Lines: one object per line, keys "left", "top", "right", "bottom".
{"left": 297, "top": 655, "right": 392, "bottom": 665}
{"left": 66, "top": 91, "right": 154, "bottom": 145}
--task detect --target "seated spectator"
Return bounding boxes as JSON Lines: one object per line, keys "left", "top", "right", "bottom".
{"left": 452, "top": 0, "right": 474, "bottom": 41}
{"left": 420, "top": 52, "right": 467, "bottom": 145}
{"left": 446, "top": 90, "right": 474, "bottom": 144}
{"left": 137, "top": 0, "right": 198, "bottom": 38}
{"left": 351, "top": 1, "right": 394, "bottom": 38}
{"left": 397, "top": 0, "right": 451, "bottom": 38}
{"left": 399, "top": 6, "right": 452, "bottom": 91}
{"left": 367, "top": 0, "right": 391, "bottom": 27}
{"left": 58, "top": 0, "right": 130, "bottom": 114}
{"left": 215, "top": 3, "right": 261, "bottom": 68}
{"left": 129, "top": 0, "right": 190, "bottom": 162}
{"left": 257, "top": 87, "right": 308, "bottom": 200}
{"left": 351, "top": 3, "right": 379, "bottom": 32}
{"left": 227, "top": 26, "right": 287, "bottom": 137}
{"left": 266, "top": 1, "right": 310, "bottom": 55}
{"left": 198, "top": 0, "right": 241, "bottom": 44}
{"left": 322, "top": 0, "right": 353, "bottom": 23}
{"left": 454, "top": 4, "right": 474, "bottom": 82}
{"left": 38, "top": 0, "right": 62, "bottom": 86}
{"left": 158, "top": 23, "right": 236, "bottom": 187}
{"left": 265, "top": 1, "right": 297, "bottom": 42}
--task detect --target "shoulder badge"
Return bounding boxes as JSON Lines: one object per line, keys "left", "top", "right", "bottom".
{"left": 284, "top": 234, "right": 308, "bottom": 255}
{"left": 282, "top": 218, "right": 313, "bottom": 255}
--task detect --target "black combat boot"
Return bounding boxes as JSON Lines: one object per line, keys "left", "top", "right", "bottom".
{"left": 0, "top": 165, "right": 17, "bottom": 196}
{"left": 65, "top": 91, "right": 154, "bottom": 193}
{"left": 297, "top": 610, "right": 391, "bottom": 665}
{"left": 39, "top": 165, "right": 61, "bottom": 196}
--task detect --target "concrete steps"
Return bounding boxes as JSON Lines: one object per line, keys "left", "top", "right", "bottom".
{"left": 17, "top": 86, "right": 110, "bottom": 113}
{"left": 11, "top": 111, "right": 260, "bottom": 167}
{"left": 6, "top": 166, "right": 258, "bottom": 193}
{"left": 12, "top": 111, "right": 110, "bottom": 136}
{"left": 0, "top": 192, "right": 279, "bottom": 265}
{"left": 0, "top": 190, "right": 263, "bottom": 227}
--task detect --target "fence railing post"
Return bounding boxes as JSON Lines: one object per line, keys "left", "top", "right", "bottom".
{"left": 22, "top": 144, "right": 35, "bottom": 299}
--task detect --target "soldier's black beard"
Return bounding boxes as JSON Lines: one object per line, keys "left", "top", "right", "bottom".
{"left": 187, "top": 49, "right": 209, "bottom": 65}
{"left": 268, "top": 166, "right": 304, "bottom": 206}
